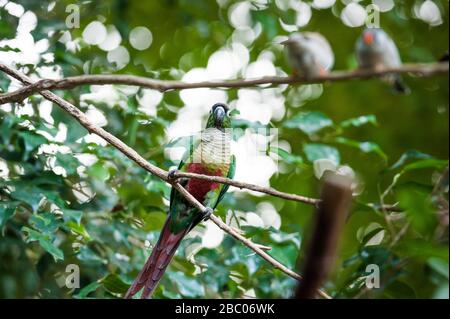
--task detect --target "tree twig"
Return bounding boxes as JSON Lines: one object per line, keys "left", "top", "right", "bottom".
{"left": 0, "top": 63, "right": 331, "bottom": 299}
{"left": 173, "top": 171, "right": 319, "bottom": 205}
{"left": 0, "top": 62, "right": 448, "bottom": 105}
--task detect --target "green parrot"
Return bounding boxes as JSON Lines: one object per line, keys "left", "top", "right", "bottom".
{"left": 125, "top": 103, "right": 235, "bottom": 299}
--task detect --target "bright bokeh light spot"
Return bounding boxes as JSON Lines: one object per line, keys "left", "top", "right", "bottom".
{"left": 17, "top": 11, "right": 37, "bottom": 33}
{"left": 107, "top": 45, "right": 130, "bottom": 69}
{"left": 313, "top": 158, "right": 337, "bottom": 179}
{"left": 294, "top": 2, "right": 312, "bottom": 27}
{"left": 244, "top": 59, "right": 276, "bottom": 78}
{"left": 206, "top": 44, "right": 249, "bottom": 79}
{"left": 258, "top": 202, "right": 281, "bottom": 229}
{"left": 417, "top": 0, "right": 443, "bottom": 26}
{"left": 244, "top": 212, "right": 265, "bottom": 228}
{"left": 0, "top": 159, "right": 9, "bottom": 179}
{"left": 82, "top": 21, "right": 107, "bottom": 45}
{"left": 179, "top": 68, "right": 228, "bottom": 112}
{"left": 4, "top": 1, "right": 24, "bottom": 17}
{"left": 138, "top": 89, "right": 163, "bottom": 117}
{"left": 99, "top": 25, "right": 122, "bottom": 51}
{"left": 232, "top": 27, "right": 257, "bottom": 46}
{"left": 231, "top": 130, "right": 278, "bottom": 189}
{"left": 372, "top": 0, "right": 394, "bottom": 12}
{"left": 0, "top": 31, "right": 46, "bottom": 65}
{"left": 38, "top": 100, "right": 54, "bottom": 124}
{"left": 341, "top": 3, "right": 367, "bottom": 27}
{"left": 170, "top": 67, "right": 228, "bottom": 141}
{"left": 229, "top": 1, "right": 252, "bottom": 29}
{"left": 129, "top": 26, "right": 153, "bottom": 50}
{"left": 275, "top": 0, "right": 290, "bottom": 11}
{"left": 81, "top": 85, "right": 121, "bottom": 108}
{"left": 201, "top": 220, "right": 224, "bottom": 248}
{"left": 235, "top": 87, "right": 285, "bottom": 124}
{"left": 207, "top": 50, "right": 240, "bottom": 79}
{"left": 279, "top": 18, "right": 298, "bottom": 32}
{"left": 312, "top": 0, "right": 336, "bottom": 9}
{"left": 85, "top": 105, "right": 108, "bottom": 127}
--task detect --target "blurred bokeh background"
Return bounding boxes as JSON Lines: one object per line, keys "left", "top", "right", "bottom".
{"left": 0, "top": 0, "right": 448, "bottom": 298}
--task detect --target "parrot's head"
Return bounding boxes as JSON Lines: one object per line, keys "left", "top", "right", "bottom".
{"left": 360, "top": 28, "right": 387, "bottom": 49}
{"left": 207, "top": 103, "right": 232, "bottom": 130}
{"left": 281, "top": 33, "right": 310, "bottom": 51}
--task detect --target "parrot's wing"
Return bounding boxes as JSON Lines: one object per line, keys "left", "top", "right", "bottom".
{"left": 169, "top": 133, "right": 201, "bottom": 208}
{"left": 214, "top": 154, "right": 236, "bottom": 208}
{"left": 305, "top": 32, "right": 334, "bottom": 70}
{"left": 384, "top": 36, "right": 402, "bottom": 67}
{"left": 199, "top": 155, "right": 236, "bottom": 210}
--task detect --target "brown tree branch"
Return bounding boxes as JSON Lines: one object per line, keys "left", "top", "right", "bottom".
{"left": 295, "top": 172, "right": 353, "bottom": 299}
{"left": 0, "top": 62, "right": 448, "bottom": 105}
{"left": 0, "top": 64, "right": 402, "bottom": 212}
{"left": 173, "top": 171, "right": 320, "bottom": 205}
{"left": 0, "top": 63, "right": 331, "bottom": 299}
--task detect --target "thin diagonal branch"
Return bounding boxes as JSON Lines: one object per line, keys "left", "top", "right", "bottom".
{"left": 0, "top": 62, "right": 448, "bottom": 105}
{"left": 0, "top": 63, "right": 331, "bottom": 299}
{"left": 171, "top": 171, "right": 400, "bottom": 212}
{"left": 173, "top": 171, "right": 320, "bottom": 205}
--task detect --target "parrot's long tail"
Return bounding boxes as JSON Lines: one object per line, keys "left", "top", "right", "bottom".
{"left": 392, "top": 75, "right": 411, "bottom": 95}
{"left": 124, "top": 216, "right": 188, "bottom": 299}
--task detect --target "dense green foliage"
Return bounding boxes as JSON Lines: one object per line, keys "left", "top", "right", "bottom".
{"left": 0, "top": 0, "right": 448, "bottom": 299}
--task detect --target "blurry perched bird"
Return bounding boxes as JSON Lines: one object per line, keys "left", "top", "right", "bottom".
{"left": 439, "top": 52, "right": 449, "bottom": 62}
{"left": 355, "top": 28, "right": 410, "bottom": 94}
{"left": 125, "top": 103, "right": 235, "bottom": 299}
{"left": 282, "top": 32, "right": 334, "bottom": 79}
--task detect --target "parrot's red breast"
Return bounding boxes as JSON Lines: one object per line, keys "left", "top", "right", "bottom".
{"left": 186, "top": 163, "right": 221, "bottom": 202}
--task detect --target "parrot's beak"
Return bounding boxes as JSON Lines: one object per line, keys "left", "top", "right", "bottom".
{"left": 281, "top": 39, "right": 292, "bottom": 45}
{"left": 214, "top": 106, "right": 226, "bottom": 126}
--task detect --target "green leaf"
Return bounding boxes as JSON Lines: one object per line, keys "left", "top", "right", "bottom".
{"left": 403, "top": 159, "right": 448, "bottom": 172}
{"left": 88, "top": 161, "right": 110, "bottom": 181}
{"left": 29, "top": 212, "right": 62, "bottom": 234}
{"left": 62, "top": 209, "right": 83, "bottom": 224}
{"left": 427, "top": 257, "right": 449, "bottom": 279}
{"left": 269, "top": 147, "right": 303, "bottom": 165}
{"left": 303, "top": 143, "right": 340, "bottom": 165}
{"left": 141, "top": 211, "right": 167, "bottom": 231}
{"left": 268, "top": 244, "right": 298, "bottom": 269}
{"left": 101, "top": 274, "right": 130, "bottom": 294}
{"left": 284, "top": 112, "right": 333, "bottom": 135}
{"left": 64, "top": 221, "right": 91, "bottom": 240}
{"left": 74, "top": 281, "right": 101, "bottom": 299}
{"left": 0, "top": 204, "right": 15, "bottom": 228}
{"left": 10, "top": 184, "right": 45, "bottom": 212}
{"left": 38, "top": 238, "right": 64, "bottom": 261}
{"left": 55, "top": 152, "right": 80, "bottom": 176}
{"left": 397, "top": 185, "right": 437, "bottom": 235}
{"left": 18, "top": 131, "right": 47, "bottom": 160}
{"left": 396, "top": 240, "right": 448, "bottom": 261}
{"left": 229, "top": 109, "right": 240, "bottom": 117}
{"left": 387, "top": 150, "right": 432, "bottom": 171}
{"left": 384, "top": 281, "right": 417, "bottom": 299}
{"left": 22, "top": 226, "right": 64, "bottom": 261}
{"left": 335, "top": 137, "right": 387, "bottom": 161}
{"left": 171, "top": 271, "right": 205, "bottom": 298}
{"left": 341, "top": 115, "right": 377, "bottom": 128}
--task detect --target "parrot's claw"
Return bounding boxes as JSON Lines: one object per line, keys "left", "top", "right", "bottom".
{"left": 167, "top": 169, "right": 178, "bottom": 182}
{"left": 202, "top": 207, "right": 214, "bottom": 221}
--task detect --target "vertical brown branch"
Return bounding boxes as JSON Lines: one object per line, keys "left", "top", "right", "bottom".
{"left": 295, "top": 172, "right": 353, "bottom": 299}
